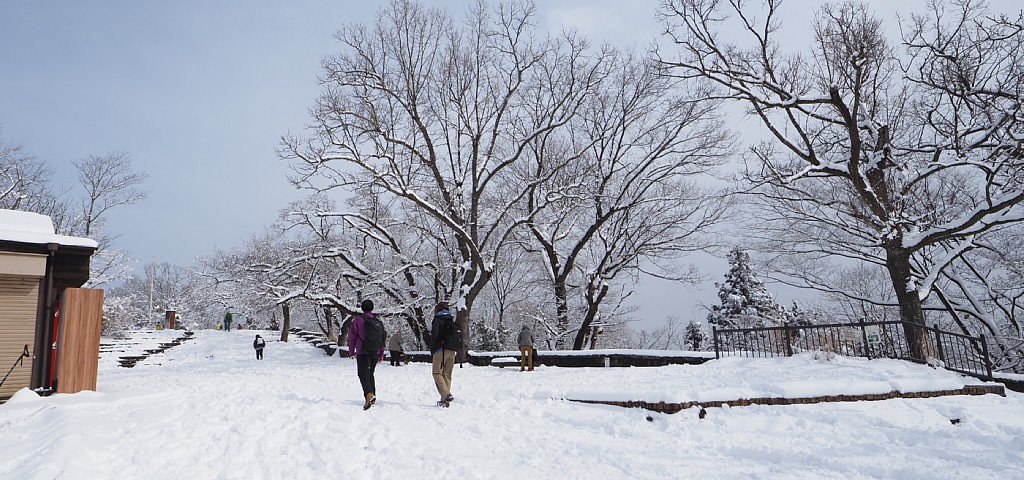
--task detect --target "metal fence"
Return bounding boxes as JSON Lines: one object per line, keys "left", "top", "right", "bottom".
{"left": 712, "top": 320, "right": 992, "bottom": 380}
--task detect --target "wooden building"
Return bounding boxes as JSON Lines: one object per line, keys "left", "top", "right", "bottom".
{"left": 0, "top": 209, "right": 101, "bottom": 402}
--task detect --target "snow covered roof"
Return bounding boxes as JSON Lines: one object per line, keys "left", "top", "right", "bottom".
{"left": 0, "top": 209, "right": 99, "bottom": 249}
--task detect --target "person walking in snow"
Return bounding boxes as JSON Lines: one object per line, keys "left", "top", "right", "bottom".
{"left": 429, "top": 302, "right": 460, "bottom": 407}
{"left": 349, "top": 299, "right": 386, "bottom": 410}
{"left": 253, "top": 334, "right": 266, "bottom": 360}
{"left": 223, "top": 311, "right": 233, "bottom": 332}
{"left": 518, "top": 324, "right": 535, "bottom": 371}
{"left": 387, "top": 332, "right": 404, "bottom": 366}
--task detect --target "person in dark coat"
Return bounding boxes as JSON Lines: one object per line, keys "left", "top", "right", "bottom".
{"left": 253, "top": 334, "right": 266, "bottom": 360}
{"left": 429, "top": 302, "right": 459, "bottom": 407}
{"left": 517, "top": 325, "right": 535, "bottom": 371}
{"left": 348, "top": 299, "right": 385, "bottom": 410}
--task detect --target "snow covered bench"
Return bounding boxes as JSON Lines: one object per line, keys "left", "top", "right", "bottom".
{"left": 491, "top": 357, "right": 522, "bottom": 368}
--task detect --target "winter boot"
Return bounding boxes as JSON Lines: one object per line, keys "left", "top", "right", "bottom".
{"left": 363, "top": 392, "right": 376, "bottom": 410}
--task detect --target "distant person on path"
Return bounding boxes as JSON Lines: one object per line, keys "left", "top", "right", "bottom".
{"left": 429, "top": 302, "right": 459, "bottom": 407}
{"left": 253, "top": 334, "right": 266, "bottom": 360}
{"left": 223, "top": 311, "right": 233, "bottom": 332}
{"left": 349, "top": 299, "right": 386, "bottom": 410}
{"left": 387, "top": 332, "right": 404, "bottom": 366}
{"left": 518, "top": 325, "right": 535, "bottom": 372}
{"left": 215, "top": 321, "right": 222, "bottom": 331}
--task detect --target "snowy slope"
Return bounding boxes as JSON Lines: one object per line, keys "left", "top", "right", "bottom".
{"left": 1, "top": 330, "right": 1022, "bottom": 480}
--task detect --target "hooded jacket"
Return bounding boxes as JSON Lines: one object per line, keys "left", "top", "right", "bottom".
{"left": 387, "top": 332, "right": 403, "bottom": 351}
{"left": 517, "top": 326, "right": 534, "bottom": 347}
{"left": 429, "top": 309, "right": 459, "bottom": 353}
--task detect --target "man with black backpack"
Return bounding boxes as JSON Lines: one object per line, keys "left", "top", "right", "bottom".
{"left": 348, "top": 299, "right": 387, "bottom": 410}
{"left": 429, "top": 301, "right": 461, "bottom": 407}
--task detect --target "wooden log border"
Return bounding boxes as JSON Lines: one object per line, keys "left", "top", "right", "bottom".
{"left": 566, "top": 384, "right": 1006, "bottom": 414}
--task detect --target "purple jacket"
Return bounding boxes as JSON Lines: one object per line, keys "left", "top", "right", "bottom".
{"left": 348, "top": 313, "right": 385, "bottom": 357}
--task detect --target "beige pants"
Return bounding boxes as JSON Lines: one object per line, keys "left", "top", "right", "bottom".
{"left": 432, "top": 349, "right": 456, "bottom": 398}
{"left": 519, "top": 346, "right": 533, "bottom": 369}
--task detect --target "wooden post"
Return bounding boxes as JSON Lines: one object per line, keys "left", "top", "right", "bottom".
{"left": 56, "top": 288, "right": 104, "bottom": 394}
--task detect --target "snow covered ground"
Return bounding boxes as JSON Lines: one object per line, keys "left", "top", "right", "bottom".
{"left": 2, "top": 330, "right": 1023, "bottom": 480}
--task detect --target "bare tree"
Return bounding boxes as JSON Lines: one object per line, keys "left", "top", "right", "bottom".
{"left": 67, "top": 153, "right": 148, "bottom": 288}
{"left": 928, "top": 225, "right": 1024, "bottom": 372}
{"left": 661, "top": 0, "right": 1024, "bottom": 359}
{"left": 630, "top": 314, "right": 688, "bottom": 350}
{"left": 281, "top": 0, "right": 610, "bottom": 356}
{"left": 107, "top": 261, "right": 211, "bottom": 331}
{"left": 521, "top": 48, "right": 731, "bottom": 349}
{"left": 67, "top": 152, "right": 147, "bottom": 237}
{"left": 0, "top": 138, "right": 62, "bottom": 214}
{"left": 1, "top": 140, "right": 146, "bottom": 288}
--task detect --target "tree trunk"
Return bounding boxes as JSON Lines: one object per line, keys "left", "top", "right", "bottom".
{"left": 456, "top": 307, "right": 471, "bottom": 364}
{"left": 884, "top": 243, "right": 929, "bottom": 360}
{"left": 405, "top": 306, "right": 428, "bottom": 350}
{"left": 340, "top": 319, "right": 352, "bottom": 347}
{"left": 554, "top": 280, "right": 569, "bottom": 349}
{"left": 572, "top": 280, "right": 609, "bottom": 350}
{"left": 280, "top": 302, "right": 291, "bottom": 342}
{"left": 323, "top": 307, "right": 335, "bottom": 340}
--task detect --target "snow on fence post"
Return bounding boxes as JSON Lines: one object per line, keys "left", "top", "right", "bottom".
{"left": 712, "top": 326, "right": 720, "bottom": 359}
{"left": 783, "top": 324, "right": 793, "bottom": 357}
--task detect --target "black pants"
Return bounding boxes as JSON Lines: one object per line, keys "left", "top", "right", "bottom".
{"left": 389, "top": 350, "right": 402, "bottom": 366}
{"left": 356, "top": 354, "right": 379, "bottom": 396}
{"left": 255, "top": 348, "right": 263, "bottom": 360}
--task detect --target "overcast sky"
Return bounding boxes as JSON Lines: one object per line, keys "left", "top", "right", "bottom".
{"left": 2, "top": 0, "right": 1020, "bottom": 326}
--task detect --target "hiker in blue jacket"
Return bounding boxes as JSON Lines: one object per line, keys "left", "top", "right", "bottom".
{"left": 348, "top": 299, "right": 385, "bottom": 410}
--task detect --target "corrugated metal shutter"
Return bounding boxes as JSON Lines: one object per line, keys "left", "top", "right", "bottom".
{"left": 0, "top": 274, "right": 40, "bottom": 401}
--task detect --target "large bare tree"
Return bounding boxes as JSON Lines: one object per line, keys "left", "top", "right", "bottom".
{"left": 68, "top": 152, "right": 148, "bottom": 287}
{"left": 660, "top": 0, "right": 1024, "bottom": 359}
{"left": 281, "top": 0, "right": 609, "bottom": 354}
{"left": 521, "top": 48, "right": 731, "bottom": 349}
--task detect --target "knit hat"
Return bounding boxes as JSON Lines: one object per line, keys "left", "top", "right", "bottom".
{"left": 360, "top": 299, "right": 374, "bottom": 312}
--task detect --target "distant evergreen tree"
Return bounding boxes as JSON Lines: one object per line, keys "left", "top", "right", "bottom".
{"left": 684, "top": 320, "right": 708, "bottom": 351}
{"left": 707, "top": 247, "right": 787, "bottom": 330}
{"left": 474, "top": 321, "right": 511, "bottom": 351}
{"left": 786, "top": 300, "right": 817, "bottom": 328}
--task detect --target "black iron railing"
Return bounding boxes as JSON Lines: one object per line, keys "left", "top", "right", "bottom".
{"left": 712, "top": 320, "right": 992, "bottom": 380}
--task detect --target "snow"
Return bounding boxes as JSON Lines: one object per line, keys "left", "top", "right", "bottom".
{"left": 2, "top": 330, "right": 1023, "bottom": 479}
{"left": 0, "top": 209, "right": 98, "bottom": 248}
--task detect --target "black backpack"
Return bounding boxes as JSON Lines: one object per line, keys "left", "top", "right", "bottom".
{"left": 361, "top": 314, "right": 387, "bottom": 353}
{"left": 439, "top": 315, "right": 463, "bottom": 350}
